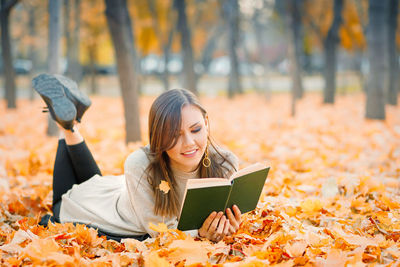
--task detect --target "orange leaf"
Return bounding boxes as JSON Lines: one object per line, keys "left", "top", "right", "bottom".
{"left": 300, "top": 198, "right": 323, "bottom": 214}
{"left": 149, "top": 222, "right": 171, "bottom": 233}
{"left": 165, "top": 237, "right": 216, "bottom": 265}
{"left": 21, "top": 238, "right": 75, "bottom": 265}
{"left": 144, "top": 251, "right": 171, "bottom": 267}
{"left": 159, "top": 180, "right": 170, "bottom": 194}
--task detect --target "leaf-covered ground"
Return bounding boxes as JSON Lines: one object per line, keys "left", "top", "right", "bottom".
{"left": 0, "top": 93, "right": 399, "bottom": 266}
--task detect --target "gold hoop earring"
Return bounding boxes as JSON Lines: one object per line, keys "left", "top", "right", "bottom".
{"left": 202, "top": 145, "right": 211, "bottom": 168}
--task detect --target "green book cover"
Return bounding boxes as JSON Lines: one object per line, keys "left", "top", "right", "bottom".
{"left": 177, "top": 164, "right": 270, "bottom": 231}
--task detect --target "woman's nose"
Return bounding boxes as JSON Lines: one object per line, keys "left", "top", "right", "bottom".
{"left": 183, "top": 133, "right": 195, "bottom": 145}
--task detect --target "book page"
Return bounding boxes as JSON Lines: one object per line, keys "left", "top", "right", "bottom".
{"left": 226, "top": 166, "right": 270, "bottom": 213}
{"left": 178, "top": 185, "right": 232, "bottom": 230}
{"left": 229, "top": 162, "right": 267, "bottom": 181}
{"left": 179, "top": 178, "right": 231, "bottom": 219}
{"left": 186, "top": 178, "right": 231, "bottom": 189}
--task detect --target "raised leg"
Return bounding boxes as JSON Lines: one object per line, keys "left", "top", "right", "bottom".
{"left": 62, "top": 126, "right": 102, "bottom": 183}
{"left": 52, "top": 139, "right": 78, "bottom": 217}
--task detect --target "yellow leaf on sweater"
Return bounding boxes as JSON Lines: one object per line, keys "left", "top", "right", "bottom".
{"left": 159, "top": 180, "right": 170, "bottom": 194}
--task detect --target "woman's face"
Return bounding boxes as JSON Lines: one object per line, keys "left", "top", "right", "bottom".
{"left": 166, "top": 104, "right": 208, "bottom": 172}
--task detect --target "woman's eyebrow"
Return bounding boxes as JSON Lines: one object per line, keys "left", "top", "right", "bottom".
{"left": 189, "top": 121, "right": 200, "bottom": 128}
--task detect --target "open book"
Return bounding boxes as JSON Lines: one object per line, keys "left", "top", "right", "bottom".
{"left": 177, "top": 163, "right": 270, "bottom": 231}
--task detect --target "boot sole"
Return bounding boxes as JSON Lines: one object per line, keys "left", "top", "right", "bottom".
{"left": 32, "top": 76, "right": 76, "bottom": 130}
{"left": 53, "top": 74, "right": 91, "bottom": 122}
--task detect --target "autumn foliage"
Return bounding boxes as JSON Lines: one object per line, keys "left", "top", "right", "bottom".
{"left": 0, "top": 93, "right": 399, "bottom": 266}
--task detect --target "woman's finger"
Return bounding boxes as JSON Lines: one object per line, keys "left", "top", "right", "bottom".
{"left": 216, "top": 215, "right": 226, "bottom": 235}
{"left": 228, "top": 224, "right": 235, "bottom": 235}
{"left": 199, "top": 211, "right": 217, "bottom": 237}
{"left": 209, "top": 211, "right": 223, "bottom": 232}
{"left": 223, "top": 219, "right": 230, "bottom": 236}
{"left": 203, "top": 211, "right": 217, "bottom": 230}
{"left": 232, "top": 205, "right": 242, "bottom": 221}
{"left": 226, "top": 208, "right": 239, "bottom": 229}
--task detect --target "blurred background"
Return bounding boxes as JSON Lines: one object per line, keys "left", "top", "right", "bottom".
{"left": 0, "top": 0, "right": 399, "bottom": 141}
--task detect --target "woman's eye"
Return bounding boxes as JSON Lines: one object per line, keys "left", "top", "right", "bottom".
{"left": 192, "top": 127, "right": 201, "bottom": 133}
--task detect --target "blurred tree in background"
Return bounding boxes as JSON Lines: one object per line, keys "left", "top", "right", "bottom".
{"left": 105, "top": 0, "right": 141, "bottom": 142}
{"left": 387, "top": 0, "right": 399, "bottom": 106}
{"left": 366, "top": 0, "right": 386, "bottom": 119}
{"left": 46, "top": 0, "right": 62, "bottom": 136}
{"left": 1, "top": 0, "right": 19, "bottom": 108}
{"left": 323, "top": 0, "right": 343, "bottom": 104}
{"left": 64, "top": 0, "right": 81, "bottom": 84}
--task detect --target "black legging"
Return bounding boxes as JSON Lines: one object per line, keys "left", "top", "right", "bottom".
{"left": 51, "top": 139, "right": 150, "bottom": 242}
{"left": 52, "top": 139, "right": 101, "bottom": 219}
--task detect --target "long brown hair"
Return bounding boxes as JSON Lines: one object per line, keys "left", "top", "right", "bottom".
{"left": 145, "top": 89, "right": 237, "bottom": 217}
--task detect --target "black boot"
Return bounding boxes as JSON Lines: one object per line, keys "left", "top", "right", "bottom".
{"left": 51, "top": 74, "right": 92, "bottom": 123}
{"left": 32, "top": 74, "right": 91, "bottom": 127}
{"left": 32, "top": 75, "right": 76, "bottom": 130}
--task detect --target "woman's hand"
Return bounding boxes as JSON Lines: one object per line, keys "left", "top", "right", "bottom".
{"left": 226, "top": 205, "right": 242, "bottom": 235}
{"left": 198, "top": 211, "right": 230, "bottom": 242}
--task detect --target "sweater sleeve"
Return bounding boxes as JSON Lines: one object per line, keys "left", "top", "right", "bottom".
{"left": 123, "top": 149, "right": 177, "bottom": 237}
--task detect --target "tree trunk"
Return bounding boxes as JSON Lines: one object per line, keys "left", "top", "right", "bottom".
{"left": 323, "top": 0, "right": 344, "bottom": 104}
{"left": 242, "top": 38, "right": 261, "bottom": 92}
{"left": 47, "top": 0, "right": 62, "bottom": 136}
{"left": 1, "top": 0, "right": 19, "bottom": 109}
{"left": 366, "top": 0, "right": 386, "bottom": 119}
{"left": 223, "top": 0, "right": 242, "bottom": 98}
{"left": 88, "top": 45, "right": 98, "bottom": 94}
{"left": 201, "top": 24, "right": 223, "bottom": 75}
{"left": 253, "top": 8, "right": 271, "bottom": 99}
{"left": 386, "top": 0, "right": 399, "bottom": 105}
{"left": 28, "top": 4, "right": 38, "bottom": 101}
{"left": 174, "top": 0, "right": 197, "bottom": 94}
{"left": 105, "top": 0, "right": 141, "bottom": 143}
{"left": 147, "top": 0, "right": 174, "bottom": 91}
{"left": 287, "top": 22, "right": 298, "bottom": 116}
{"left": 65, "top": 0, "right": 82, "bottom": 83}
{"left": 288, "top": 0, "right": 304, "bottom": 100}
{"left": 162, "top": 29, "right": 174, "bottom": 91}
{"left": 125, "top": 3, "right": 142, "bottom": 96}
{"left": 64, "top": 0, "right": 71, "bottom": 70}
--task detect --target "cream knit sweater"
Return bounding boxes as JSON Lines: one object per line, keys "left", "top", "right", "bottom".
{"left": 59, "top": 146, "right": 238, "bottom": 237}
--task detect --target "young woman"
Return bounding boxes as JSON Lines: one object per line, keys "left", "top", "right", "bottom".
{"left": 33, "top": 74, "right": 242, "bottom": 242}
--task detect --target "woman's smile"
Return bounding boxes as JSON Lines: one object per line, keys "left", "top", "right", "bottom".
{"left": 181, "top": 148, "right": 198, "bottom": 157}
